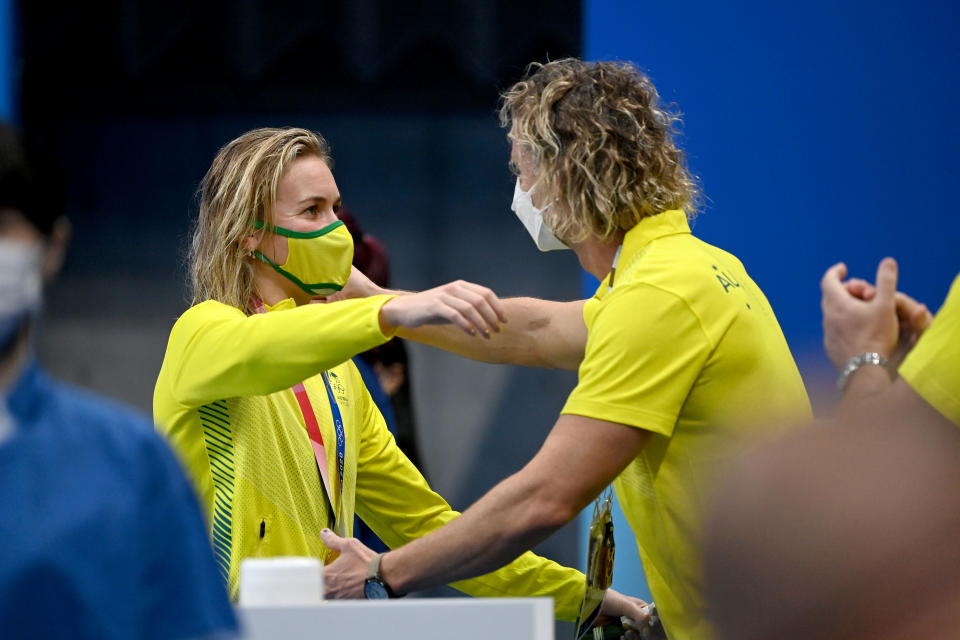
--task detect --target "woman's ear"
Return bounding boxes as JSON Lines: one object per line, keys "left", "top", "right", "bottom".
{"left": 242, "top": 230, "right": 262, "bottom": 254}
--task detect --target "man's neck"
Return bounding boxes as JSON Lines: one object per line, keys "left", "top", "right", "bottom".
{"left": 572, "top": 230, "right": 626, "bottom": 281}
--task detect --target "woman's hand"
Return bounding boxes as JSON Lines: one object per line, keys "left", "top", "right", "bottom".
{"left": 379, "top": 280, "right": 507, "bottom": 337}
{"left": 597, "top": 588, "right": 651, "bottom": 639}
{"left": 325, "top": 266, "right": 385, "bottom": 303}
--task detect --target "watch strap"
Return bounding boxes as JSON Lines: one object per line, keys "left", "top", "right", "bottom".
{"left": 366, "top": 553, "right": 384, "bottom": 582}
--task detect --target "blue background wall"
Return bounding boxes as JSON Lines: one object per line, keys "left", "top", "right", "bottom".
{"left": 582, "top": 0, "right": 959, "bottom": 605}
{"left": 585, "top": 0, "right": 959, "bottom": 366}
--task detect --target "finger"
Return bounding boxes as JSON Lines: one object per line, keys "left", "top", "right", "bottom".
{"left": 914, "top": 304, "right": 933, "bottom": 332}
{"left": 320, "top": 528, "right": 346, "bottom": 550}
{"left": 843, "top": 278, "right": 875, "bottom": 301}
{"left": 436, "top": 304, "right": 478, "bottom": 337}
{"left": 443, "top": 295, "right": 493, "bottom": 338}
{"left": 874, "top": 257, "right": 898, "bottom": 306}
{"left": 821, "top": 263, "right": 854, "bottom": 314}
{"left": 820, "top": 262, "right": 848, "bottom": 294}
{"left": 632, "top": 604, "right": 652, "bottom": 625}
{"left": 893, "top": 291, "right": 928, "bottom": 327}
{"left": 899, "top": 301, "right": 933, "bottom": 337}
{"left": 461, "top": 281, "right": 508, "bottom": 323}
{"left": 449, "top": 286, "right": 502, "bottom": 332}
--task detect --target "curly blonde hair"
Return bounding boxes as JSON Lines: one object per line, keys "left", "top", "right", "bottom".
{"left": 189, "top": 127, "right": 331, "bottom": 311}
{"left": 500, "top": 58, "right": 700, "bottom": 243}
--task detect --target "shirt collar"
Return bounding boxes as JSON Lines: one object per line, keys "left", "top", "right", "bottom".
{"left": 620, "top": 209, "right": 691, "bottom": 260}
{"left": 263, "top": 298, "right": 297, "bottom": 312}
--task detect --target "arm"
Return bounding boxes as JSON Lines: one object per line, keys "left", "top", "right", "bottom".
{"left": 398, "top": 297, "right": 587, "bottom": 370}
{"left": 323, "top": 414, "right": 649, "bottom": 606}
{"left": 380, "top": 414, "right": 649, "bottom": 591}
{"left": 340, "top": 266, "right": 588, "bottom": 370}
{"left": 164, "top": 278, "right": 515, "bottom": 408}
{"left": 164, "top": 297, "right": 395, "bottom": 407}
{"left": 844, "top": 374, "right": 955, "bottom": 428}
{"left": 343, "top": 380, "right": 588, "bottom": 620}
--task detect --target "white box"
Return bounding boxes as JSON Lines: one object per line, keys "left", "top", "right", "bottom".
{"left": 240, "top": 597, "right": 555, "bottom": 640}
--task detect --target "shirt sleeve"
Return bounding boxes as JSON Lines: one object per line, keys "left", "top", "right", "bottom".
{"left": 351, "top": 378, "right": 585, "bottom": 622}
{"left": 562, "top": 283, "right": 712, "bottom": 437}
{"left": 899, "top": 274, "right": 960, "bottom": 427}
{"left": 138, "top": 425, "right": 238, "bottom": 640}
{"left": 162, "top": 296, "right": 395, "bottom": 408}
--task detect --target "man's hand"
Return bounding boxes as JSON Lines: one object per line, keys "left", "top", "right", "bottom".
{"left": 380, "top": 280, "right": 507, "bottom": 338}
{"left": 821, "top": 258, "right": 902, "bottom": 369}
{"left": 597, "top": 589, "right": 651, "bottom": 640}
{"left": 822, "top": 258, "right": 934, "bottom": 371}
{"left": 328, "top": 266, "right": 385, "bottom": 302}
{"left": 320, "top": 529, "right": 377, "bottom": 599}
{"left": 842, "top": 278, "right": 932, "bottom": 341}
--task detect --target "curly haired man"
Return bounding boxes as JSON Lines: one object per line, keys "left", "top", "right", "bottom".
{"left": 322, "top": 59, "right": 811, "bottom": 639}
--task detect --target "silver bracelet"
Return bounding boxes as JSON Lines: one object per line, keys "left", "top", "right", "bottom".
{"left": 836, "top": 352, "right": 889, "bottom": 391}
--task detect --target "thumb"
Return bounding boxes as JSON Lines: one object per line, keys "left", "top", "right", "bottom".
{"left": 320, "top": 528, "right": 346, "bottom": 550}
{"left": 874, "top": 257, "right": 898, "bottom": 305}
{"left": 820, "top": 262, "right": 848, "bottom": 294}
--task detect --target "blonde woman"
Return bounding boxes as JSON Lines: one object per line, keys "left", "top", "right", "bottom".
{"left": 322, "top": 59, "right": 813, "bottom": 639}
{"left": 153, "top": 127, "right": 649, "bottom": 622}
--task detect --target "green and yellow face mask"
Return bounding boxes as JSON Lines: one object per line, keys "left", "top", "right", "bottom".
{"left": 252, "top": 220, "right": 354, "bottom": 297}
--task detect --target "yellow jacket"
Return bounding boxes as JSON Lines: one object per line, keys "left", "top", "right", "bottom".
{"left": 154, "top": 296, "right": 585, "bottom": 619}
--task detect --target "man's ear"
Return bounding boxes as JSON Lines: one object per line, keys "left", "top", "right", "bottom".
{"left": 42, "top": 217, "right": 70, "bottom": 282}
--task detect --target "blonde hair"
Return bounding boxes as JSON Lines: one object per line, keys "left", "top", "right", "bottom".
{"left": 500, "top": 58, "right": 700, "bottom": 243}
{"left": 189, "top": 127, "right": 331, "bottom": 310}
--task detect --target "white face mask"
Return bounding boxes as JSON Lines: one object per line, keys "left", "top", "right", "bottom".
{"left": 510, "top": 179, "right": 569, "bottom": 252}
{"left": 0, "top": 239, "right": 42, "bottom": 347}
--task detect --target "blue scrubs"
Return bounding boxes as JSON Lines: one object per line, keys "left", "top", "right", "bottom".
{"left": 0, "top": 360, "right": 237, "bottom": 639}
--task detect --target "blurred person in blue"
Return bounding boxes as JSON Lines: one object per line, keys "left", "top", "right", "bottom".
{"left": 0, "top": 121, "right": 237, "bottom": 639}
{"left": 321, "top": 58, "right": 812, "bottom": 639}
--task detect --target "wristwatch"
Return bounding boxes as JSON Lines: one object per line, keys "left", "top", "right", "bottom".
{"left": 363, "top": 553, "right": 397, "bottom": 599}
{"left": 836, "top": 351, "right": 890, "bottom": 391}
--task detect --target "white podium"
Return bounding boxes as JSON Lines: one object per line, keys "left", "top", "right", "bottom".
{"left": 239, "top": 597, "right": 555, "bottom": 640}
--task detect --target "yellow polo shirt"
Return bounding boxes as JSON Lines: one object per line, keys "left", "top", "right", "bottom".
{"left": 899, "top": 273, "right": 960, "bottom": 426}
{"left": 154, "top": 296, "right": 585, "bottom": 620}
{"left": 562, "top": 210, "right": 812, "bottom": 639}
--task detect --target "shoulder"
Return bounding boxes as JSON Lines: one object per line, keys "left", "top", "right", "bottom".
{"left": 41, "top": 373, "right": 170, "bottom": 462}
{"left": 46, "top": 375, "right": 152, "bottom": 431}
{"left": 164, "top": 300, "right": 246, "bottom": 354}
{"left": 617, "top": 236, "right": 754, "bottom": 317}
{"left": 172, "top": 299, "right": 245, "bottom": 331}
{"left": 592, "top": 281, "right": 709, "bottom": 349}
{"left": 624, "top": 234, "right": 737, "bottom": 286}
